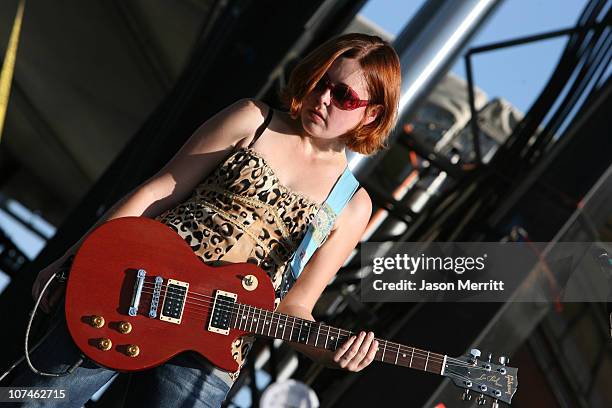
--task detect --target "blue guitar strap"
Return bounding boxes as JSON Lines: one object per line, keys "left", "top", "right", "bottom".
{"left": 280, "top": 167, "right": 360, "bottom": 298}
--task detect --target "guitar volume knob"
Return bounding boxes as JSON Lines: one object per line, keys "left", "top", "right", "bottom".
{"left": 97, "top": 338, "right": 112, "bottom": 351}
{"left": 90, "top": 316, "right": 105, "bottom": 328}
{"left": 118, "top": 321, "right": 132, "bottom": 334}
{"left": 125, "top": 344, "right": 140, "bottom": 357}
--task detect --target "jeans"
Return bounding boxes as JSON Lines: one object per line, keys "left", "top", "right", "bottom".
{"left": 4, "top": 307, "right": 232, "bottom": 408}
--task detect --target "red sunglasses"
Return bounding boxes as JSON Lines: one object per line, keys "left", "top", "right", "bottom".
{"left": 314, "top": 74, "right": 370, "bottom": 111}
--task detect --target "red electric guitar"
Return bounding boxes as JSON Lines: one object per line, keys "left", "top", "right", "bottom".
{"left": 64, "top": 217, "right": 517, "bottom": 405}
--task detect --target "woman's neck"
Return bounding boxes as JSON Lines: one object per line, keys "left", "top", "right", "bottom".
{"left": 298, "top": 134, "right": 346, "bottom": 160}
{"left": 281, "top": 111, "right": 346, "bottom": 162}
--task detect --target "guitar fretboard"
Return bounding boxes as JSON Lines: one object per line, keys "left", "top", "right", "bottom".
{"left": 231, "top": 303, "right": 445, "bottom": 374}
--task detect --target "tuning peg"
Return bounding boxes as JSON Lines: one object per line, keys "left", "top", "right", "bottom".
{"left": 491, "top": 399, "right": 500, "bottom": 408}
{"left": 484, "top": 352, "right": 493, "bottom": 370}
{"left": 470, "top": 348, "right": 481, "bottom": 364}
{"left": 498, "top": 355, "right": 508, "bottom": 374}
{"left": 461, "top": 389, "right": 472, "bottom": 401}
{"left": 477, "top": 394, "right": 487, "bottom": 405}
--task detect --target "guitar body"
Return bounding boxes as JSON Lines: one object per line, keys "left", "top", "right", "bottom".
{"left": 64, "top": 217, "right": 275, "bottom": 372}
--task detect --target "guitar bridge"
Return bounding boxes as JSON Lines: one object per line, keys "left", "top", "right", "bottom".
{"left": 128, "top": 269, "right": 147, "bottom": 317}
{"left": 208, "top": 290, "right": 237, "bottom": 335}
{"left": 148, "top": 276, "right": 163, "bottom": 318}
{"left": 159, "top": 279, "right": 189, "bottom": 324}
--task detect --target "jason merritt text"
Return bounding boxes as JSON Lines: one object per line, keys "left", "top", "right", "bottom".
{"left": 372, "top": 279, "right": 505, "bottom": 291}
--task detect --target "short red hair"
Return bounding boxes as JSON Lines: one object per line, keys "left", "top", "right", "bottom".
{"left": 280, "top": 33, "right": 401, "bottom": 155}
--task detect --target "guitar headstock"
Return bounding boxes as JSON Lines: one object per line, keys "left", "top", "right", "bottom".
{"left": 443, "top": 348, "right": 518, "bottom": 406}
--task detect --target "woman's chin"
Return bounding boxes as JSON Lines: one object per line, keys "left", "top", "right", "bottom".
{"left": 301, "top": 122, "right": 325, "bottom": 138}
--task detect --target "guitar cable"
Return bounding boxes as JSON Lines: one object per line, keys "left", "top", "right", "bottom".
{"left": 0, "top": 259, "right": 84, "bottom": 383}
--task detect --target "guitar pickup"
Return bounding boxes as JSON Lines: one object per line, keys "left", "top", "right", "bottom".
{"left": 208, "top": 290, "right": 237, "bottom": 335}
{"left": 159, "top": 279, "right": 189, "bottom": 324}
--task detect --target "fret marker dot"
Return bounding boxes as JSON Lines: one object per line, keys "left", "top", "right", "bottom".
{"left": 403, "top": 354, "right": 406, "bottom": 357}
{"left": 331, "top": 337, "right": 335, "bottom": 340}
{"left": 280, "top": 325, "right": 283, "bottom": 328}
{"left": 254, "top": 319, "right": 257, "bottom": 322}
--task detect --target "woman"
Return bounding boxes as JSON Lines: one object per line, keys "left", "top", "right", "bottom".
{"left": 17, "top": 33, "right": 401, "bottom": 407}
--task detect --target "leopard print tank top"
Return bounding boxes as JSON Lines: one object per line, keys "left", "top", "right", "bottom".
{"left": 155, "top": 108, "right": 320, "bottom": 381}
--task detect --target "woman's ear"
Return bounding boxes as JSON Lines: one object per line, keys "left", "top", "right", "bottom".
{"left": 363, "top": 105, "right": 383, "bottom": 126}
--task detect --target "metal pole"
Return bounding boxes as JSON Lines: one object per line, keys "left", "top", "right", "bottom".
{"left": 349, "top": 0, "right": 503, "bottom": 176}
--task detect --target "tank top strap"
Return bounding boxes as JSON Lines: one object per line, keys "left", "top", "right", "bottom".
{"left": 248, "top": 106, "right": 274, "bottom": 148}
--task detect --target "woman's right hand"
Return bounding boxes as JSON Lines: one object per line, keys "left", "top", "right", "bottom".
{"left": 31, "top": 256, "right": 70, "bottom": 314}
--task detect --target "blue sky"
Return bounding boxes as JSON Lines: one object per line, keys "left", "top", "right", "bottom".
{"left": 360, "top": 0, "right": 588, "bottom": 113}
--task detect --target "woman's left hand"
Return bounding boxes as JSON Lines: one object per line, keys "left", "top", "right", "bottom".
{"left": 330, "top": 331, "right": 379, "bottom": 372}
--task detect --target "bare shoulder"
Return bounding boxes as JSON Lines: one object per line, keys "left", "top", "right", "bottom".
{"left": 228, "top": 98, "right": 271, "bottom": 145}
{"left": 347, "top": 187, "right": 372, "bottom": 219}
{"left": 231, "top": 98, "right": 269, "bottom": 120}
{"left": 336, "top": 187, "right": 372, "bottom": 232}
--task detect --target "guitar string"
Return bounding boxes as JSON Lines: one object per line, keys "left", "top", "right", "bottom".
{"left": 142, "top": 289, "right": 489, "bottom": 373}
{"left": 137, "top": 283, "right": 482, "bottom": 369}
{"left": 136, "top": 287, "right": 450, "bottom": 369}
{"left": 136, "top": 285, "right": 449, "bottom": 367}
{"left": 135, "top": 285, "right": 478, "bottom": 370}
{"left": 139, "top": 283, "right": 493, "bottom": 370}
{"left": 138, "top": 280, "right": 499, "bottom": 370}
{"left": 139, "top": 280, "right": 430, "bottom": 358}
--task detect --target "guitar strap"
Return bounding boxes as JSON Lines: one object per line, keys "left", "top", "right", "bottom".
{"left": 279, "top": 166, "right": 360, "bottom": 299}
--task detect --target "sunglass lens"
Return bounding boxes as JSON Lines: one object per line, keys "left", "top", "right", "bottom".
{"left": 336, "top": 85, "right": 359, "bottom": 110}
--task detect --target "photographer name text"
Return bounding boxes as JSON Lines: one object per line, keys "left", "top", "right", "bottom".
{"left": 372, "top": 279, "right": 505, "bottom": 291}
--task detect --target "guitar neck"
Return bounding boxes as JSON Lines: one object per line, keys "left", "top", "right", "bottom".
{"left": 231, "top": 303, "right": 446, "bottom": 375}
